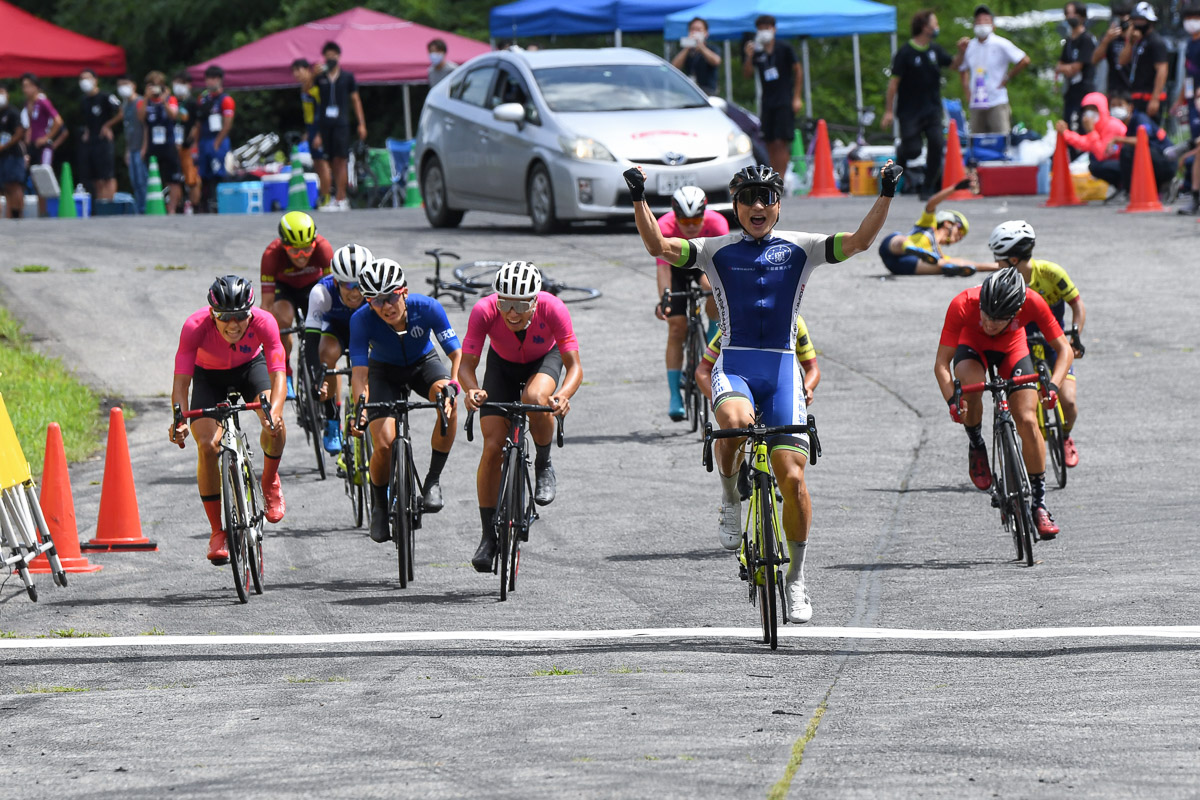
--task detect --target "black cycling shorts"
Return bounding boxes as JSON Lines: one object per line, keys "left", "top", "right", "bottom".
{"left": 77, "top": 139, "right": 115, "bottom": 183}
{"left": 147, "top": 145, "right": 184, "bottom": 185}
{"left": 480, "top": 346, "right": 563, "bottom": 419}
{"left": 270, "top": 280, "right": 320, "bottom": 321}
{"left": 365, "top": 354, "right": 451, "bottom": 422}
{"left": 953, "top": 345, "right": 1036, "bottom": 390}
{"left": 666, "top": 268, "right": 705, "bottom": 318}
{"left": 190, "top": 353, "right": 272, "bottom": 411}
{"left": 321, "top": 319, "right": 351, "bottom": 353}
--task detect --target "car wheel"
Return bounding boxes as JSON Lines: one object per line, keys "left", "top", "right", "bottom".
{"left": 421, "top": 156, "right": 464, "bottom": 229}
{"left": 527, "top": 163, "right": 560, "bottom": 235}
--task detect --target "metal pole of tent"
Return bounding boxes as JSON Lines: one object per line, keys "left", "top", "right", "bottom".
{"left": 890, "top": 33, "right": 899, "bottom": 142}
{"left": 801, "top": 39, "right": 812, "bottom": 118}
{"left": 852, "top": 34, "right": 863, "bottom": 133}
{"left": 403, "top": 84, "right": 413, "bottom": 140}
{"left": 724, "top": 40, "right": 733, "bottom": 101}
{"left": 615, "top": 29, "right": 623, "bottom": 47}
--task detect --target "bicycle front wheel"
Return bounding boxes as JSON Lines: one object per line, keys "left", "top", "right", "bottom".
{"left": 992, "top": 422, "right": 1020, "bottom": 560}
{"left": 221, "top": 453, "right": 250, "bottom": 604}
{"left": 1001, "top": 422, "right": 1035, "bottom": 567}
{"left": 496, "top": 449, "right": 520, "bottom": 601}
{"left": 1044, "top": 404, "right": 1067, "bottom": 489}
{"left": 392, "top": 437, "right": 413, "bottom": 588}
{"left": 507, "top": 448, "right": 527, "bottom": 595}
{"left": 756, "top": 472, "right": 779, "bottom": 650}
{"left": 300, "top": 363, "right": 326, "bottom": 480}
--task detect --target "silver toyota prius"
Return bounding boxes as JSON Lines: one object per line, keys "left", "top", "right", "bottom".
{"left": 413, "top": 47, "right": 755, "bottom": 233}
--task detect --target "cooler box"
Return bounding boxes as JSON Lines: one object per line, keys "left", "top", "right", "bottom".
{"left": 968, "top": 133, "right": 1008, "bottom": 162}
{"left": 976, "top": 162, "right": 1038, "bottom": 196}
{"left": 261, "top": 172, "right": 319, "bottom": 210}
{"left": 45, "top": 193, "right": 91, "bottom": 217}
{"left": 93, "top": 194, "right": 137, "bottom": 216}
{"left": 217, "top": 181, "right": 264, "bottom": 214}
{"left": 848, "top": 161, "right": 878, "bottom": 196}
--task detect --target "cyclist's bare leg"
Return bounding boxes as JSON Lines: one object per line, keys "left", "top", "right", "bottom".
{"left": 427, "top": 380, "right": 459, "bottom": 452}
{"left": 254, "top": 406, "right": 287, "bottom": 458}
{"left": 522, "top": 374, "right": 559, "bottom": 448}
{"left": 952, "top": 360, "right": 987, "bottom": 427}
{"left": 665, "top": 316, "right": 686, "bottom": 370}
{"left": 713, "top": 397, "right": 753, "bottom": 478}
{"left": 1011, "top": 389, "right": 1046, "bottom": 475}
{"left": 191, "top": 417, "right": 223, "bottom": 497}
{"left": 1060, "top": 378, "right": 1078, "bottom": 430}
{"left": 771, "top": 448, "right": 811, "bottom": 544}
{"left": 367, "top": 416, "right": 397, "bottom": 487}
{"left": 273, "top": 299, "right": 297, "bottom": 366}
{"left": 476, "top": 416, "right": 508, "bottom": 504}
{"left": 318, "top": 335, "right": 343, "bottom": 404}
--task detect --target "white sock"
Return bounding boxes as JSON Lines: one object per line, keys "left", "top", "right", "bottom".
{"left": 719, "top": 469, "right": 740, "bottom": 505}
{"left": 786, "top": 539, "right": 807, "bottom": 584}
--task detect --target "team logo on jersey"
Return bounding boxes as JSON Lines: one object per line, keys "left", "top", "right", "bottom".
{"left": 240, "top": 344, "right": 252, "bottom": 354}
{"left": 409, "top": 325, "right": 425, "bottom": 339}
{"left": 763, "top": 244, "right": 792, "bottom": 267}
{"left": 436, "top": 328, "right": 457, "bottom": 342}
{"left": 532, "top": 335, "right": 545, "bottom": 344}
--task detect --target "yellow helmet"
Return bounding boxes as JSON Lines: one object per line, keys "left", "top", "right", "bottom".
{"left": 278, "top": 211, "right": 316, "bottom": 248}
{"left": 935, "top": 210, "right": 968, "bottom": 237}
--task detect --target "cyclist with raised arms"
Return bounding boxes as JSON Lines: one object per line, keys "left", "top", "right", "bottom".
{"left": 169, "top": 276, "right": 287, "bottom": 564}
{"left": 349, "top": 258, "right": 462, "bottom": 544}
{"left": 304, "top": 243, "right": 373, "bottom": 455}
{"left": 460, "top": 262, "right": 583, "bottom": 572}
{"left": 260, "top": 210, "right": 334, "bottom": 398}
{"left": 655, "top": 186, "right": 727, "bottom": 420}
{"left": 987, "top": 221, "right": 1087, "bottom": 467}
{"left": 625, "top": 161, "right": 899, "bottom": 624}
{"left": 935, "top": 266, "right": 1074, "bottom": 539}
{"left": 878, "top": 179, "right": 997, "bottom": 277}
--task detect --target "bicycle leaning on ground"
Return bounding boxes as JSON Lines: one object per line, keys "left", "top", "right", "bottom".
{"left": 423, "top": 248, "right": 480, "bottom": 310}
{"left": 465, "top": 397, "right": 564, "bottom": 602}
{"left": 354, "top": 388, "right": 453, "bottom": 588}
{"left": 1027, "top": 326, "right": 1082, "bottom": 489}
{"left": 280, "top": 316, "right": 328, "bottom": 480}
{"left": 453, "top": 261, "right": 602, "bottom": 304}
{"left": 661, "top": 284, "right": 712, "bottom": 436}
{"left": 702, "top": 414, "right": 821, "bottom": 650}
{"left": 952, "top": 367, "right": 1047, "bottom": 567}
{"left": 175, "top": 392, "right": 276, "bottom": 603}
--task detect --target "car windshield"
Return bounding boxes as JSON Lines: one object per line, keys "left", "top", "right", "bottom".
{"left": 532, "top": 64, "right": 709, "bottom": 112}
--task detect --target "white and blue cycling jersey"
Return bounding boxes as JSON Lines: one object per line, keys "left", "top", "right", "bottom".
{"left": 349, "top": 293, "right": 461, "bottom": 368}
{"left": 306, "top": 275, "right": 358, "bottom": 332}
{"left": 672, "top": 230, "right": 848, "bottom": 452}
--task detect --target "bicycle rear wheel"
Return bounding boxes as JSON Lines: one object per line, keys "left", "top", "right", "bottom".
{"left": 221, "top": 454, "right": 250, "bottom": 604}
{"left": 300, "top": 362, "right": 326, "bottom": 480}
{"left": 756, "top": 472, "right": 779, "bottom": 650}
{"left": 453, "top": 261, "right": 506, "bottom": 291}
{"left": 392, "top": 437, "right": 412, "bottom": 588}
{"left": 1044, "top": 404, "right": 1067, "bottom": 489}
{"left": 345, "top": 419, "right": 366, "bottom": 528}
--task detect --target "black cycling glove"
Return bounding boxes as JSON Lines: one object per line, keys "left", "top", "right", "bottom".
{"left": 880, "top": 163, "right": 903, "bottom": 198}
{"left": 622, "top": 167, "right": 646, "bottom": 203}
{"left": 954, "top": 177, "right": 972, "bottom": 192}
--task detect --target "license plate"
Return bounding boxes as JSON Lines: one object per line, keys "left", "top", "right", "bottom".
{"left": 657, "top": 172, "right": 698, "bottom": 196}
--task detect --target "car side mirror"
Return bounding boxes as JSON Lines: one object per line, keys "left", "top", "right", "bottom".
{"left": 707, "top": 95, "right": 727, "bottom": 111}
{"left": 493, "top": 102, "right": 525, "bottom": 127}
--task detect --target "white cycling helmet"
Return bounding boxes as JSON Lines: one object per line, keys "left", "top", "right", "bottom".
{"left": 330, "top": 243, "right": 373, "bottom": 284}
{"left": 671, "top": 185, "right": 707, "bottom": 218}
{"left": 359, "top": 258, "right": 407, "bottom": 298}
{"left": 493, "top": 260, "right": 542, "bottom": 299}
{"left": 987, "top": 220, "right": 1036, "bottom": 259}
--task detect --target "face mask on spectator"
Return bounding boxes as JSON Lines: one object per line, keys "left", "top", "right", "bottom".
{"left": 1185, "top": 19, "right": 1200, "bottom": 33}
{"left": 930, "top": 26, "right": 941, "bottom": 38}
{"left": 756, "top": 29, "right": 775, "bottom": 44}
{"left": 173, "top": 83, "right": 189, "bottom": 97}
{"left": 974, "top": 23, "right": 993, "bottom": 38}
{"left": 1082, "top": 109, "right": 1100, "bottom": 123}
{"left": 0, "top": 92, "right": 7, "bottom": 108}
{"left": 325, "top": 57, "right": 338, "bottom": 71}
{"left": 80, "top": 78, "right": 96, "bottom": 93}
{"left": 117, "top": 84, "right": 133, "bottom": 99}
{"left": 1110, "top": 106, "right": 1129, "bottom": 120}
{"left": 429, "top": 52, "right": 444, "bottom": 66}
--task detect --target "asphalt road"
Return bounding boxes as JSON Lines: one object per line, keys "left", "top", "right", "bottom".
{"left": 0, "top": 197, "right": 1197, "bottom": 799}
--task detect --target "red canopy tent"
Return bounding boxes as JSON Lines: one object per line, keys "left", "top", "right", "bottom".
{"left": 0, "top": 0, "right": 126, "bottom": 78}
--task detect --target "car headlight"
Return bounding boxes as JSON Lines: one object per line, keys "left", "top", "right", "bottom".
{"left": 728, "top": 132, "right": 752, "bottom": 157}
{"left": 559, "top": 136, "right": 615, "bottom": 162}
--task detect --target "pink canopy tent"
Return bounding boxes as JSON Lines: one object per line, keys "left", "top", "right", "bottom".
{"left": 0, "top": 0, "right": 125, "bottom": 78}
{"left": 188, "top": 7, "right": 491, "bottom": 136}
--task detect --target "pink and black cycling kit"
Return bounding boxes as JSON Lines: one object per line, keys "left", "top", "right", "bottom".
{"left": 461, "top": 292, "right": 579, "bottom": 364}
{"left": 174, "top": 307, "right": 286, "bottom": 376}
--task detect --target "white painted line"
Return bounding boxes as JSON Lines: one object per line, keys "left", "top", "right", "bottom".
{"left": 1, "top": 625, "right": 1199, "bottom": 651}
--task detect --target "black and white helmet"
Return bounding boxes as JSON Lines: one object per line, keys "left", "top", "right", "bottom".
{"left": 359, "top": 258, "right": 407, "bottom": 298}
{"left": 987, "top": 220, "right": 1036, "bottom": 260}
{"left": 330, "top": 243, "right": 373, "bottom": 284}
{"left": 493, "top": 260, "right": 542, "bottom": 299}
{"left": 979, "top": 266, "right": 1027, "bottom": 319}
{"left": 671, "top": 186, "right": 707, "bottom": 218}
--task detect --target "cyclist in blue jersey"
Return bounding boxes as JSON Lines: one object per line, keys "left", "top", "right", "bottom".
{"left": 304, "top": 243, "right": 373, "bottom": 454}
{"left": 348, "top": 258, "right": 462, "bottom": 544}
{"left": 625, "top": 160, "right": 900, "bottom": 625}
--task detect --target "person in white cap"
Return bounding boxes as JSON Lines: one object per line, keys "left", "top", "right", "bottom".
{"left": 1120, "top": 1, "right": 1169, "bottom": 123}
{"left": 952, "top": 5, "right": 1031, "bottom": 135}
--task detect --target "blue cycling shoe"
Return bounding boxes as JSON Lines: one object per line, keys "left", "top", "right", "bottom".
{"left": 323, "top": 419, "right": 342, "bottom": 454}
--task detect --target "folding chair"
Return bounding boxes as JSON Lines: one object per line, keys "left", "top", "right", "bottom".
{"left": 380, "top": 138, "right": 415, "bottom": 208}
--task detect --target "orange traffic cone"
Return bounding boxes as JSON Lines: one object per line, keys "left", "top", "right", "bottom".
{"left": 29, "top": 424, "right": 101, "bottom": 573}
{"left": 82, "top": 408, "right": 157, "bottom": 551}
{"left": 807, "top": 119, "right": 844, "bottom": 198}
{"left": 1044, "top": 132, "right": 1082, "bottom": 207}
{"left": 1122, "top": 126, "right": 1165, "bottom": 213}
{"left": 941, "top": 120, "right": 976, "bottom": 201}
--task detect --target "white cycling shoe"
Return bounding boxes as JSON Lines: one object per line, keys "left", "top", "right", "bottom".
{"left": 718, "top": 501, "right": 742, "bottom": 551}
{"left": 784, "top": 577, "right": 813, "bottom": 624}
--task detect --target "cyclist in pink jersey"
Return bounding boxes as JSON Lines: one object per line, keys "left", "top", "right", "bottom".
{"left": 655, "top": 187, "right": 725, "bottom": 420}
{"left": 459, "top": 262, "right": 583, "bottom": 572}
{"left": 169, "top": 276, "right": 288, "bottom": 564}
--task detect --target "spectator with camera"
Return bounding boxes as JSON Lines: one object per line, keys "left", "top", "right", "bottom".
{"left": 1056, "top": 2, "right": 1097, "bottom": 134}
{"left": 1094, "top": 3, "right": 1133, "bottom": 94}
{"left": 743, "top": 15, "right": 802, "bottom": 177}
{"left": 1119, "top": 2, "right": 1168, "bottom": 123}
{"left": 672, "top": 17, "right": 721, "bottom": 95}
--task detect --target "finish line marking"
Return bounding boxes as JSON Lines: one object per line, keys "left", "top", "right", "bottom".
{"left": 1, "top": 626, "right": 1199, "bottom": 651}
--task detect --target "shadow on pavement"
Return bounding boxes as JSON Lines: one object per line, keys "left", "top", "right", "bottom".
{"left": 826, "top": 559, "right": 996, "bottom": 571}
{"left": 606, "top": 549, "right": 727, "bottom": 563}
{"left": 864, "top": 484, "right": 979, "bottom": 495}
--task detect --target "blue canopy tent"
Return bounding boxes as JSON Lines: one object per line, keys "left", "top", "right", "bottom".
{"left": 664, "top": 0, "right": 897, "bottom": 116}
{"left": 489, "top": 0, "right": 701, "bottom": 45}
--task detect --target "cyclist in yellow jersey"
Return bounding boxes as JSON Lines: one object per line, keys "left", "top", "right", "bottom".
{"left": 290, "top": 58, "right": 331, "bottom": 203}
{"left": 696, "top": 316, "right": 820, "bottom": 404}
{"left": 987, "top": 221, "right": 1086, "bottom": 467}
{"left": 878, "top": 179, "right": 998, "bottom": 276}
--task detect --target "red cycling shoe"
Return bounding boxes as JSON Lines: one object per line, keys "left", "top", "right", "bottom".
{"left": 263, "top": 476, "right": 286, "bottom": 523}
{"left": 1063, "top": 436, "right": 1079, "bottom": 468}
{"left": 207, "top": 531, "right": 230, "bottom": 564}
{"left": 968, "top": 442, "right": 992, "bottom": 491}
{"left": 1034, "top": 506, "right": 1060, "bottom": 539}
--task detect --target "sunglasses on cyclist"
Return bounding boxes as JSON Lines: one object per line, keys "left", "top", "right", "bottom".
{"left": 368, "top": 291, "right": 405, "bottom": 308}
{"left": 284, "top": 243, "right": 316, "bottom": 256}
{"left": 677, "top": 214, "right": 704, "bottom": 226}
{"left": 735, "top": 186, "right": 780, "bottom": 207}
{"left": 496, "top": 297, "right": 535, "bottom": 314}
{"left": 339, "top": 281, "right": 361, "bottom": 291}
{"left": 213, "top": 309, "right": 251, "bottom": 322}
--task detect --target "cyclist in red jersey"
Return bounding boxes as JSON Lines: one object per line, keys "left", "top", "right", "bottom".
{"left": 169, "top": 276, "right": 288, "bottom": 564}
{"left": 260, "top": 210, "right": 333, "bottom": 397}
{"left": 656, "top": 186, "right": 726, "bottom": 420}
{"left": 935, "top": 267, "right": 1074, "bottom": 538}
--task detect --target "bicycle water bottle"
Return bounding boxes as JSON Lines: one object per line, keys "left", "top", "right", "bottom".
{"left": 972, "top": 68, "right": 988, "bottom": 107}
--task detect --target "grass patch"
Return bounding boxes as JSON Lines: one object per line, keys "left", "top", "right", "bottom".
{"left": 69, "top": 267, "right": 95, "bottom": 274}
{"left": 153, "top": 264, "right": 189, "bottom": 271}
{"left": 531, "top": 666, "right": 580, "bottom": 676}
{"left": 0, "top": 631, "right": 19, "bottom": 639}
{"left": 285, "top": 676, "right": 347, "bottom": 684}
{"left": 139, "top": 627, "right": 166, "bottom": 636}
{"left": 768, "top": 696, "right": 830, "bottom": 800}
{"left": 43, "top": 628, "right": 111, "bottom": 639}
{"left": 0, "top": 308, "right": 103, "bottom": 469}
{"left": 13, "top": 264, "right": 49, "bottom": 273}
{"left": 610, "top": 666, "right": 642, "bottom": 674}
{"left": 572, "top": 756, "right": 594, "bottom": 763}
{"left": 16, "top": 685, "right": 88, "bottom": 694}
